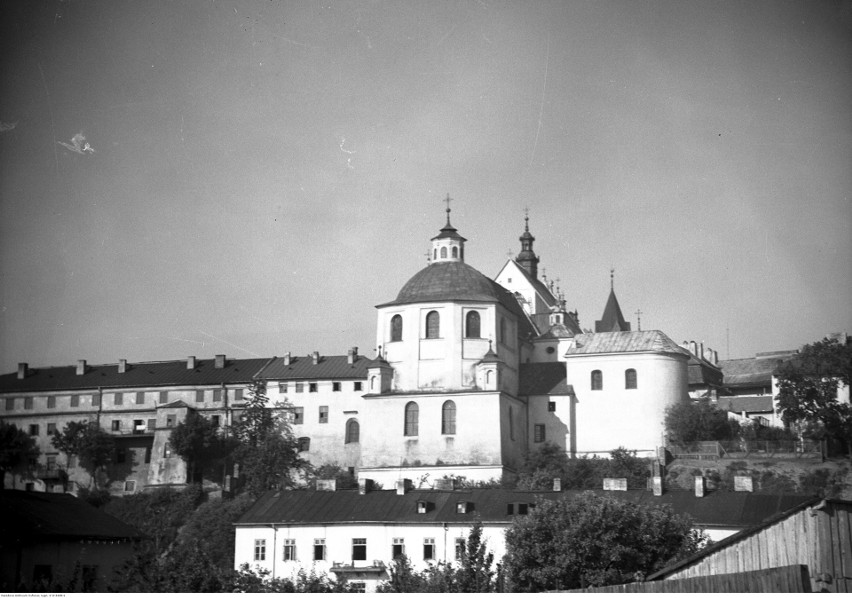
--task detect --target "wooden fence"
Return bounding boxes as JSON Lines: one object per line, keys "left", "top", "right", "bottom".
{"left": 566, "top": 564, "right": 812, "bottom": 592}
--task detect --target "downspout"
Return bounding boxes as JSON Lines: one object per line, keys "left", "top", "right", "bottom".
{"left": 271, "top": 524, "right": 278, "bottom": 579}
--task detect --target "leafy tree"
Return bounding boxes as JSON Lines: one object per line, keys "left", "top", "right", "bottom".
{"left": 50, "top": 420, "right": 114, "bottom": 488}
{"left": 456, "top": 520, "right": 495, "bottom": 592}
{"left": 171, "top": 492, "right": 255, "bottom": 569}
{"left": 517, "top": 445, "right": 649, "bottom": 491}
{"left": 0, "top": 421, "right": 40, "bottom": 487}
{"left": 307, "top": 463, "right": 359, "bottom": 489}
{"left": 664, "top": 398, "right": 739, "bottom": 445}
{"left": 504, "top": 492, "right": 705, "bottom": 591}
{"left": 169, "top": 409, "right": 232, "bottom": 483}
{"left": 775, "top": 336, "right": 852, "bottom": 458}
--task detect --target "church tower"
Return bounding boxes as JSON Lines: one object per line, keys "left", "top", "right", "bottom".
{"left": 430, "top": 195, "right": 466, "bottom": 263}
{"left": 515, "top": 212, "right": 539, "bottom": 278}
{"left": 594, "top": 270, "right": 631, "bottom": 332}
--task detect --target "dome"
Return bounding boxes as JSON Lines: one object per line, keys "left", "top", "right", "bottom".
{"left": 379, "top": 261, "right": 505, "bottom": 307}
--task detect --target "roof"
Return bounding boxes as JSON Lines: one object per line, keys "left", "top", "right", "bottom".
{"left": 255, "top": 354, "right": 373, "bottom": 381}
{"left": 519, "top": 362, "right": 573, "bottom": 395}
{"left": 717, "top": 395, "right": 774, "bottom": 413}
{"left": 595, "top": 288, "right": 631, "bottom": 332}
{"left": 236, "top": 488, "right": 816, "bottom": 529}
{"left": 564, "top": 331, "right": 689, "bottom": 357}
{"left": 0, "top": 490, "right": 144, "bottom": 542}
{"left": 0, "top": 357, "right": 271, "bottom": 393}
{"left": 647, "top": 496, "right": 834, "bottom": 581}
{"left": 687, "top": 354, "right": 724, "bottom": 386}
{"left": 719, "top": 351, "right": 797, "bottom": 388}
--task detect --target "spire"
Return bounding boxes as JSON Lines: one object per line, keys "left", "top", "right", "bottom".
{"left": 595, "top": 270, "right": 631, "bottom": 332}
{"left": 430, "top": 193, "right": 466, "bottom": 263}
{"left": 516, "top": 208, "right": 539, "bottom": 278}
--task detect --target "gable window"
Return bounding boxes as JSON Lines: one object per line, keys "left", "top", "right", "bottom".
{"left": 591, "top": 370, "right": 603, "bottom": 391}
{"left": 465, "top": 311, "right": 481, "bottom": 338}
{"left": 534, "top": 424, "right": 546, "bottom": 443}
{"left": 423, "top": 538, "right": 435, "bottom": 560}
{"left": 354, "top": 381, "right": 362, "bottom": 391}
{"left": 392, "top": 538, "right": 405, "bottom": 559}
{"left": 345, "top": 418, "right": 360, "bottom": 444}
{"left": 319, "top": 406, "right": 329, "bottom": 423}
{"left": 254, "top": 539, "right": 266, "bottom": 561}
{"left": 282, "top": 538, "right": 296, "bottom": 561}
{"left": 332, "top": 382, "right": 341, "bottom": 392}
{"left": 390, "top": 314, "right": 403, "bottom": 342}
{"left": 313, "top": 539, "right": 326, "bottom": 561}
{"left": 625, "top": 369, "right": 637, "bottom": 389}
{"left": 47, "top": 396, "right": 56, "bottom": 409}
{"left": 425, "top": 310, "right": 440, "bottom": 338}
{"left": 404, "top": 402, "right": 419, "bottom": 436}
{"left": 293, "top": 407, "right": 304, "bottom": 425}
{"left": 442, "top": 400, "right": 456, "bottom": 435}
{"left": 298, "top": 437, "right": 310, "bottom": 452}
{"left": 309, "top": 382, "right": 318, "bottom": 393}
{"left": 114, "top": 393, "right": 123, "bottom": 406}
{"left": 352, "top": 538, "right": 367, "bottom": 561}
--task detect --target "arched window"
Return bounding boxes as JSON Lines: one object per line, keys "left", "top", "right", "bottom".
{"left": 591, "top": 370, "right": 603, "bottom": 391}
{"left": 625, "top": 369, "right": 637, "bottom": 390}
{"left": 425, "top": 311, "right": 440, "bottom": 338}
{"left": 370, "top": 375, "right": 377, "bottom": 391}
{"left": 452, "top": 246, "right": 458, "bottom": 258}
{"left": 345, "top": 418, "right": 360, "bottom": 444}
{"left": 465, "top": 311, "right": 480, "bottom": 338}
{"left": 390, "top": 315, "right": 403, "bottom": 342}
{"left": 433, "top": 248, "right": 437, "bottom": 260}
{"left": 442, "top": 400, "right": 456, "bottom": 435}
{"left": 440, "top": 247, "right": 447, "bottom": 258}
{"left": 404, "top": 402, "right": 419, "bottom": 436}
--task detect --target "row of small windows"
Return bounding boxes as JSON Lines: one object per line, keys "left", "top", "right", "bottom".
{"left": 278, "top": 381, "right": 361, "bottom": 393}
{"left": 292, "top": 419, "right": 359, "bottom": 452}
{"left": 433, "top": 245, "right": 461, "bottom": 260}
{"left": 4, "top": 389, "right": 244, "bottom": 411}
{"left": 252, "top": 536, "right": 468, "bottom": 563}
{"left": 590, "top": 369, "right": 638, "bottom": 391}
{"left": 390, "top": 311, "right": 484, "bottom": 342}
{"left": 404, "top": 400, "right": 456, "bottom": 436}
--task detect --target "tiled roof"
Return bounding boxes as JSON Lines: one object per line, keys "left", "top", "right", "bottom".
{"left": 236, "top": 488, "right": 815, "bottom": 529}
{"left": 719, "top": 352, "right": 796, "bottom": 388}
{"left": 594, "top": 289, "right": 630, "bottom": 332}
{"left": 717, "top": 395, "right": 774, "bottom": 413}
{"left": 0, "top": 357, "right": 271, "bottom": 393}
{"left": 519, "top": 362, "right": 573, "bottom": 395}
{"left": 0, "top": 490, "right": 144, "bottom": 541}
{"left": 256, "top": 355, "right": 373, "bottom": 381}
{"left": 564, "top": 331, "right": 689, "bottom": 357}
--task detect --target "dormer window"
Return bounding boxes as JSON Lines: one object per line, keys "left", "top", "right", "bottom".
{"left": 417, "top": 500, "right": 429, "bottom": 514}
{"left": 456, "top": 501, "right": 472, "bottom": 514}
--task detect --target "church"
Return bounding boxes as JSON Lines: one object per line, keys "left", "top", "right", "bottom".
{"left": 0, "top": 205, "right": 690, "bottom": 492}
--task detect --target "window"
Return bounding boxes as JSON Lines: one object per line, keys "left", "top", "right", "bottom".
{"left": 47, "top": 396, "right": 56, "bottom": 409}
{"left": 124, "top": 480, "right": 136, "bottom": 492}
{"left": 309, "top": 382, "right": 318, "bottom": 393}
{"left": 5, "top": 398, "right": 13, "bottom": 410}
{"left": 354, "top": 381, "right": 362, "bottom": 391}
{"left": 24, "top": 397, "right": 33, "bottom": 410}
{"left": 196, "top": 390, "right": 204, "bottom": 403}
{"left": 313, "top": 539, "right": 326, "bottom": 561}
{"left": 293, "top": 407, "right": 304, "bottom": 425}
{"left": 282, "top": 538, "right": 296, "bottom": 560}
{"left": 425, "top": 310, "right": 440, "bottom": 338}
{"left": 213, "top": 389, "right": 222, "bottom": 402}
{"left": 159, "top": 391, "right": 168, "bottom": 404}
{"left": 440, "top": 247, "right": 447, "bottom": 258}
{"left": 350, "top": 582, "right": 366, "bottom": 593}
{"left": 465, "top": 311, "right": 481, "bottom": 338}
{"left": 163, "top": 442, "right": 172, "bottom": 458}
{"left": 234, "top": 388, "right": 243, "bottom": 401}
{"left": 352, "top": 538, "right": 367, "bottom": 560}
{"left": 135, "top": 392, "right": 145, "bottom": 405}
{"left": 391, "top": 314, "right": 403, "bottom": 342}
{"left": 279, "top": 382, "right": 288, "bottom": 393}
{"left": 404, "top": 402, "right": 419, "bottom": 436}
{"left": 29, "top": 424, "right": 39, "bottom": 436}
{"left": 166, "top": 415, "right": 175, "bottom": 427}
{"left": 319, "top": 406, "right": 329, "bottom": 423}
{"left": 332, "top": 382, "right": 341, "bottom": 392}
{"left": 345, "top": 418, "right": 360, "bottom": 444}
{"left": 456, "top": 501, "right": 468, "bottom": 514}
{"left": 442, "top": 400, "right": 456, "bottom": 435}
{"left": 452, "top": 246, "right": 458, "bottom": 258}
{"left": 111, "top": 420, "right": 121, "bottom": 431}
{"left": 392, "top": 537, "right": 405, "bottom": 559}
{"left": 144, "top": 447, "right": 151, "bottom": 464}
{"left": 298, "top": 437, "right": 310, "bottom": 452}
{"left": 47, "top": 423, "right": 56, "bottom": 435}
{"left": 625, "top": 368, "right": 637, "bottom": 389}
{"left": 548, "top": 401, "right": 556, "bottom": 412}
{"left": 211, "top": 415, "right": 219, "bottom": 428}
{"left": 46, "top": 454, "right": 57, "bottom": 470}
{"left": 254, "top": 539, "right": 266, "bottom": 561}
{"left": 455, "top": 538, "right": 466, "bottom": 561}
{"left": 591, "top": 370, "right": 603, "bottom": 391}
{"left": 534, "top": 424, "right": 546, "bottom": 443}
{"left": 423, "top": 538, "right": 435, "bottom": 560}
{"left": 92, "top": 394, "right": 101, "bottom": 407}
{"left": 295, "top": 383, "right": 304, "bottom": 393}
{"left": 116, "top": 448, "right": 126, "bottom": 463}
{"left": 417, "top": 500, "right": 428, "bottom": 514}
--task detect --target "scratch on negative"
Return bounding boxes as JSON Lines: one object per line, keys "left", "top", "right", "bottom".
{"left": 529, "top": 35, "right": 550, "bottom": 167}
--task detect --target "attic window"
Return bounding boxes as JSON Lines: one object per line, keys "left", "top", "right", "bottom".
{"left": 417, "top": 500, "right": 428, "bottom": 514}
{"left": 456, "top": 501, "right": 470, "bottom": 514}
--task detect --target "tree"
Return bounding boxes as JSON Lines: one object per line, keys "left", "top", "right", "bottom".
{"left": 0, "top": 421, "right": 40, "bottom": 487}
{"left": 169, "top": 410, "right": 231, "bottom": 483}
{"left": 516, "top": 444, "right": 650, "bottom": 491}
{"left": 775, "top": 336, "right": 852, "bottom": 458}
{"left": 455, "top": 520, "right": 495, "bottom": 592}
{"left": 504, "top": 492, "right": 705, "bottom": 591}
{"left": 231, "top": 381, "right": 307, "bottom": 496}
{"left": 664, "top": 398, "right": 739, "bottom": 445}
{"left": 50, "top": 420, "right": 114, "bottom": 488}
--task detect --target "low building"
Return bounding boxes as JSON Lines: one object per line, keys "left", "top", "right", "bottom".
{"left": 0, "top": 490, "right": 143, "bottom": 591}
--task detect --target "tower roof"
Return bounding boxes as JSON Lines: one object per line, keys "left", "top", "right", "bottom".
{"left": 594, "top": 270, "right": 630, "bottom": 332}
{"left": 515, "top": 210, "right": 539, "bottom": 277}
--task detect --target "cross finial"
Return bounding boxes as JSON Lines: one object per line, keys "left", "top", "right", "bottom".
{"left": 425, "top": 251, "right": 431, "bottom": 264}
{"left": 610, "top": 268, "right": 615, "bottom": 290}
{"left": 523, "top": 207, "right": 530, "bottom": 232}
{"left": 635, "top": 309, "right": 643, "bottom": 331}
{"left": 541, "top": 267, "right": 547, "bottom": 282}
{"left": 444, "top": 193, "right": 453, "bottom": 224}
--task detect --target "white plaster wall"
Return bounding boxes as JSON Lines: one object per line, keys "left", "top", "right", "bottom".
{"left": 527, "top": 394, "right": 574, "bottom": 455}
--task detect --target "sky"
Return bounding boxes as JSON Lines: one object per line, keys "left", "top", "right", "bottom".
{"left": 0, "top": 0, "right": 850, "bottom": 374}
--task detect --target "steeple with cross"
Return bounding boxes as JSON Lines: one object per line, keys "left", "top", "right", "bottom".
{"left": 429, "top": 193, "right": 467, "bottom": 264}
{"left": 516, "top": 207, "right": 539, "bottom": 278}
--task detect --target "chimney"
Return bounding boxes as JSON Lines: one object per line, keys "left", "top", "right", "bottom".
{"left": 283, "top": 352, "right": 291, "bottom": 366}
{"left": 700, "top": 342, "right": 705, "bottom": 360}
{"left": 76, "top": 360, "right": 87, "bottom": 375}
{"left": 713, "top": 350, "right": 719, "bottom": 365}
{"left": 215, "top": 354, "right": 226, "bottom": 369}
{"left": 316, "top": 479, "right": 337, "bottom": 492}
{"left": 395, "top": 479, "right": 412, "bottom": 495}
{"left": 17, "top": 363, "right": 28, "bottom": 380}
{"left": 311, "top": 351, "right": 320, "bottom": 365}
{"left": 118, "top": 359, "right": 128, "bottom": 374}
{"left": 359, "top": 478, "right": 374, "bottom": 495}
{"left": 694, "top": 475, "right": 705, "bottom": 498}
{"left": 552, "top": 478, "right": 562, "bottom": 492}
{"left": 348, "top": 347, "right": 358, "bottom": 364}
{"left": 689, "top": 341, "right": 698, "bottom": 356}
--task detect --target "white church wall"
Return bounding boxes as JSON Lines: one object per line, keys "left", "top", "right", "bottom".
{"left": 527, "top": 393, "right": 575, "bottom": 455}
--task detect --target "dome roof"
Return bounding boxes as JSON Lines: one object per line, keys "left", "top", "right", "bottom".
{"left": 381, "top": 261, "right": 502, "bottom": 306}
